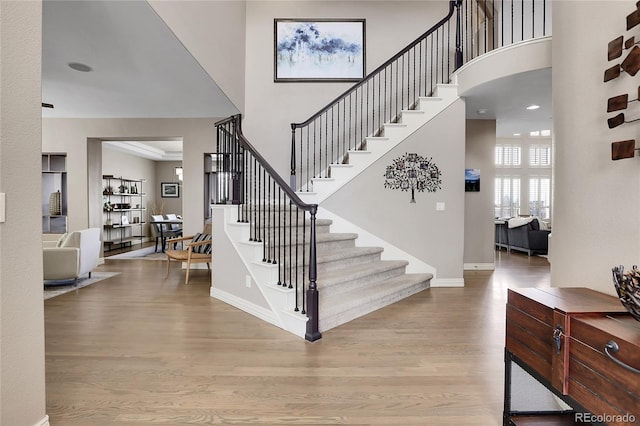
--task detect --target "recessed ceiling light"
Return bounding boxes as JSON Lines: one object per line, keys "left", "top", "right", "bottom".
{"left": 513, "top": 133, "right": 521, "bottom": 136}
{"left": 526, "top": 104, "right": 540, "bottom": 110}
{"left": 477, "top": 109, "right": 488, "bottom": 115}
{"left": 68, "top": 62, "right": 93, "bottom": 72}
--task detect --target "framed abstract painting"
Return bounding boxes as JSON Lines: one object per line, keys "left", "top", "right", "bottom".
{"left": 274, "top": 19, "right": 366, "bottom": 82}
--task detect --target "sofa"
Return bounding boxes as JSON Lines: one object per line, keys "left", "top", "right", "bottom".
{"left": 506, "top": 217, "right": 550, "bottom": 256}
{"left": 43, "top": 228, "right": 101, "bottom": 284}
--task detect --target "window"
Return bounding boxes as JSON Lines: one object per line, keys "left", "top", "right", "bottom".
{"left": 495, "top": 144, "right": 521, "bottom": 167}
{"left": 529, "top": 144, "right": 551, "bottom": 167}
{"left": 529, "top": 177, "right": 550, "bottom": 219}
{"left": 495, "top": 177, "right": 521, "bottom": 218}
{"left": 496, "top": 133, "right": 552, "bottom": 220}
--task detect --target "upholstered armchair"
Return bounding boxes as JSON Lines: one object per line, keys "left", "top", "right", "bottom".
{"left": 43, "top": 228, "right": 101, "bottom": 284}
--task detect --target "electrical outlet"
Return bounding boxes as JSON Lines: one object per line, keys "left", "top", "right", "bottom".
{"left": 245, "top": 275, "right": 252, "bottom": 288}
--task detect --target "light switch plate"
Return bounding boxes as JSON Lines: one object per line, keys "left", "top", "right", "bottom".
{"left": 0, "top": 193, "right": 5, "bottom": 222}
{"left": 436, "top": 202, "right": 445, "bottom": 211}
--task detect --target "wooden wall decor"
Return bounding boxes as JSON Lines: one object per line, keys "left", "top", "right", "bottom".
{"left": 612, "top": 139, "right": 637, "bottom": 160}
{"left": 606, "top": 2, "right": 640, "bottom": 161}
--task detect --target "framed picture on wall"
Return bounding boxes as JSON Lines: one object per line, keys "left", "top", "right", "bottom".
{"left": 465, "top": 169, "right": 480, "bottom": 192}
{"left": 161, "top": 182, "right": 180, "bottom": 198}
{"left": 274, "top": 18, "right": 366, "bottom": 82}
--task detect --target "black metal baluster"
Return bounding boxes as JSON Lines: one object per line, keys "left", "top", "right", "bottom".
{"left": 301, "top": 211, "right": 306, "bottom": 315}
{"left": 383, "top": 67, "right": 387, "bottom": 124}
{"left": 288, "top": 201, "right": 293, "bottom": 289}
{"left": 305, "top": 127, "right": 310, "bottom": 192}
{"left": 262, "top": 168, "right": 266, "bottom": 256}
{"left": 531, "top": 0, "right": 535, "bottom": 39}
{"left": 331, "top": 106, "right": 340, "bottom": 168}
{"left": 511, "top": 0, "right": 514, "bottom": 43}
{"left": 256, "top": 158, "right": 262, "bottom": 242}
{"left": 290, "top": 126, "right": 296, "bottom": 191}
{"left": 483, "top": 1, "right": 487, "bottom": 55}
{"left": 542, "top": 0, "right": 546, "bottom": 36}
{"left": 282, "top": 190, "right": 287, "bottom": 287}
{"left": 501, "top": 0, "right": 504, "bottom": 47}
{"left": 312, "top": 121, "right": 316, "bottom": 184}
{"left": 359, "top": 87, "right": 363, "bottom": 149}
{"left": 267, "top": 176, "right": 272, "bottom": 262}
{"left": 294, "top": 208, "right": 299, "bottom": 309}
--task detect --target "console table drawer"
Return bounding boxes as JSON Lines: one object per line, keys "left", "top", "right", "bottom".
{"left": 569, "top": 316, "right": 640, "bottom": 420}
{"left": 506, "top": 288, "right": 625, "bottom": 393}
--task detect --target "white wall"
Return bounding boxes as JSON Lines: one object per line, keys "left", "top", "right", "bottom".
{"left": 552, "top": 1, "right": 638, "bottom": 295}
{"left": 242, "top": 1, "right": 451, "bottom": 178}
{"left": 155, "top": 161, "right": 183, "bottom": 216}
{"left": 42, "top": 118, "right": 219, "bottom": 237}
{"left": 0, "top": 2, "right": 48, "bottom": 425}
{"left": 464, "top": 119, "right": 496, "bottom": 268}
{"left": 322, "top": 100, "right": 466, "bottom": 280}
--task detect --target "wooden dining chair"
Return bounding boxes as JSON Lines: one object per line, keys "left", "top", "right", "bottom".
{"left": 164, "top": 223, "right": 212, "bottom": 284}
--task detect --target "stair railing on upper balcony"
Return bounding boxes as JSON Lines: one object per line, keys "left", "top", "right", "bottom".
{"left": 215, "top": 114, "right": 322, "bottom": 342}
{"left": 290, "top": 0, "right": 551, "bottom": 193}
{"left": 290, "top": 0, "right": 463, "bottom": 193}
{"left": 460, "top": 0, "right": 551, "bottom": 63}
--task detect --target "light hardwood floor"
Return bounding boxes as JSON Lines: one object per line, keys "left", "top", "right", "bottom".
{"left": 45, "top": 250, "right": 550, "bottom": 425}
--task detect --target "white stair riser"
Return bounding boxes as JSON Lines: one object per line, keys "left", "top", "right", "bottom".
{"left": 382, "top": 124, "right": 409, "bottom": 139}
{"left": 237, "top": 241, "right": 263, "bottom": 260}
{"left": 435, "top": 84, "right": 458, "bottom": 98}
{"left": 227, "top": 222, "right": 250, "bottom": 241}
{"left": 399, "top": 111, "right": 427, "bottom": 126}
{"left": 319, "top": 280, "right": 429, "bottom": 331}
{"left": 345, "top": 151, "right": 373, "bottom": 168}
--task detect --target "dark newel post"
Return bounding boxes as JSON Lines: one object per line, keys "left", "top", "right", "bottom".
{"left": 305, "top": 205, "right": 322, "bottom": 342}
{"left": 454, "top": 0, "right": 463, "bottom": 70}
{"left": 290, "top": 124, "right": 297, "bottom": 191}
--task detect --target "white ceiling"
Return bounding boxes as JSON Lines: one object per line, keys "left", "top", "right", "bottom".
{"left": 461, "top": 68, "right": 552, "bottom": 137}
{"left": 42, "top": 0, "right": 551, "bottom": 158}
{"left": 42, "top": 0, "right": 239, "bottom": 160}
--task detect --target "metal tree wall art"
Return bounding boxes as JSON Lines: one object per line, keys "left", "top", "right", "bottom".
{"left": 384, "top": 152, "right": 442, "bottom": 203}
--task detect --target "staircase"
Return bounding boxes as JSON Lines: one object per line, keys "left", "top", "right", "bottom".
{"left": 214, "top": 202, "right": 433, "bottom": 336}
{"left": 212, "top": 84, "right": 458, "bottom": 339}
{"left": 296, "top": 84, "right": 459, "bottom": 205}
{"left": 211, "top": 1, "right": 467, "bottom": 340}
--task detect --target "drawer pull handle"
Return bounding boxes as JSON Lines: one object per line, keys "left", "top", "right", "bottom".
{"left": 552, "top": 326, "right": 563, "bottom": 354}
{"left": 604, "top": 340, "right": 640, "bottom": 374}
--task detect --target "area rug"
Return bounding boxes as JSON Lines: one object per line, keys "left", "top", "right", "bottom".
{"left": 107, "top": 246, "right": 167, "bottom": 261}
{"left": 44, "top": 272, "right": 120, "bottom": 300}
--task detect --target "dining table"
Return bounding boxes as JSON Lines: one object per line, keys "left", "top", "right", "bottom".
{"left": 150, "top": 219, "right": 183, "bottom": 252}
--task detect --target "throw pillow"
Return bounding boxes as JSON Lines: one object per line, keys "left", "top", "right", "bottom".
{"left": 191, "top": 233, "right": 212, "bottom": 255}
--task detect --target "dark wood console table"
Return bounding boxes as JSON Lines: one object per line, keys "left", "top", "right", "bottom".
{"left": 504, "top": 287, "right": 640, "bottom": 425}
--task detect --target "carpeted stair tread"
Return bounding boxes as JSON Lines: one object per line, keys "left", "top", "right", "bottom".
{"left": 319, "top": 273, "right": 432, "bottom": 330}
{"left": 284, "top": 246, "right": 384, "bottom": 267}
{"left": 317, "top": 259, "right": 409, "bottom": 288}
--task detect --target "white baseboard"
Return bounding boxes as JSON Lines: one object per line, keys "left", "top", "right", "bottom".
{"left": 463, "top": 263, "right": 495, "bottom": 271}
{"left": 35, "top": 415, "right": 50, "bottom": 426}
{"left": 431, "top": 278, "right": 465, "bottom": 287}
{"left": 210, "top": 287, "right": 281, "bottom": 329}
